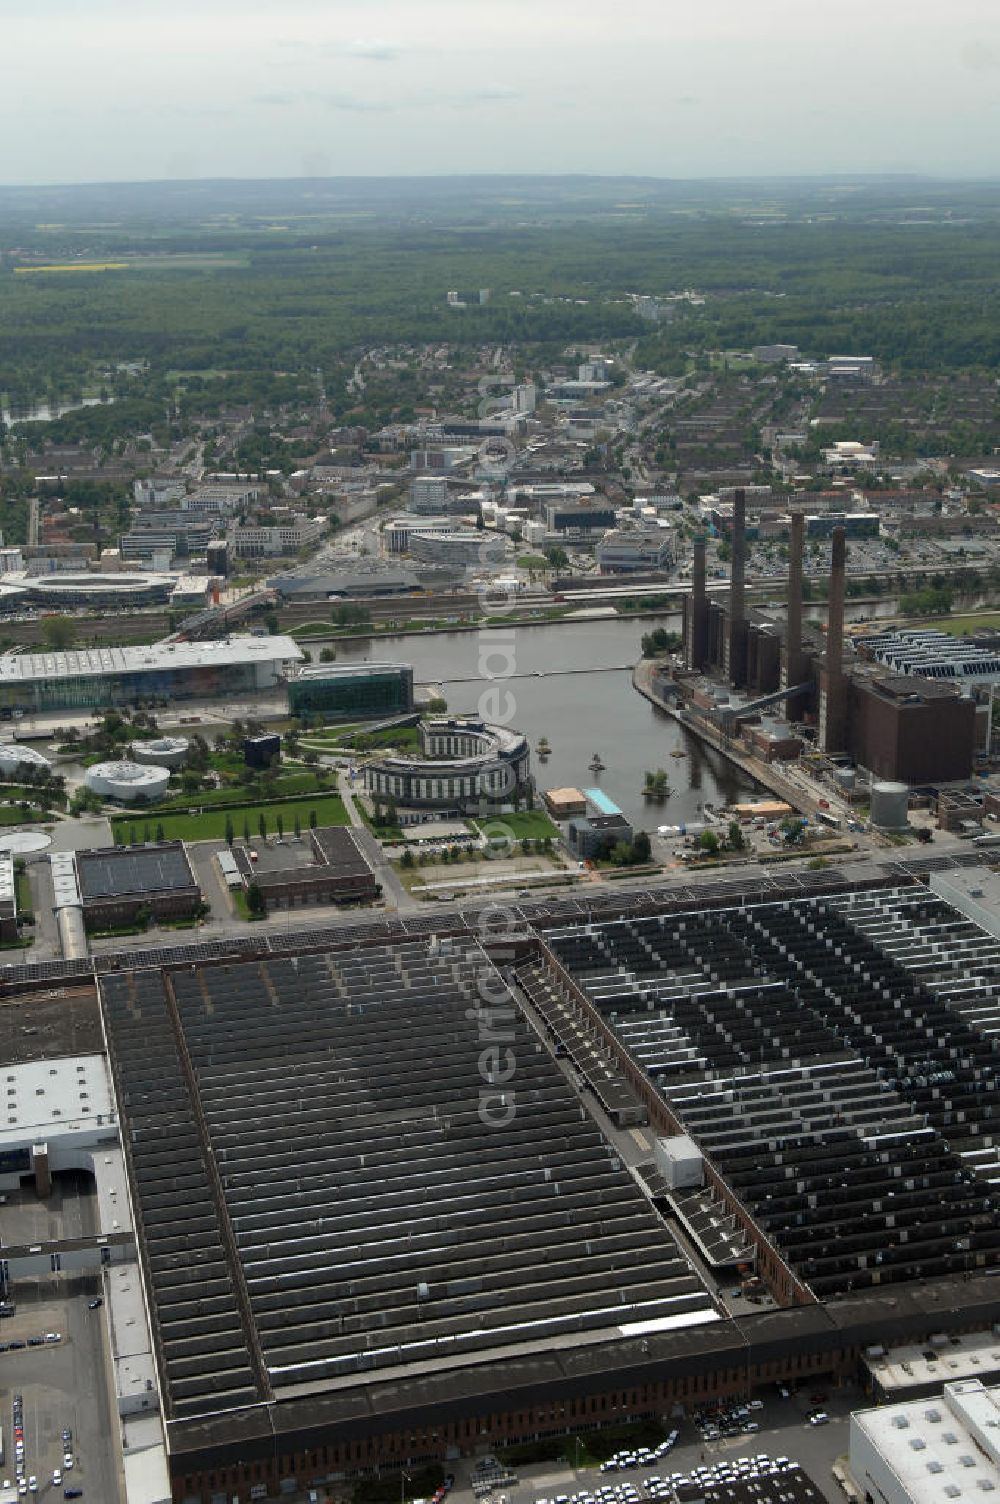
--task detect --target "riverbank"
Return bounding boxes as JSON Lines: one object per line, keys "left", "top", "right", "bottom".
{"left": 632, "top": 658, "right": 817, "bottom": 818}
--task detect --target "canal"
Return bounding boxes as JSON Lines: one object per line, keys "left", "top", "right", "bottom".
{"left": 326, "top": 616, "right": 765, "bottom": 832}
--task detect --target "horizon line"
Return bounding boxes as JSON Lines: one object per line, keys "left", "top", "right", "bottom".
{"left": 3, "top": 168, "right": 1000, "bottom": 194}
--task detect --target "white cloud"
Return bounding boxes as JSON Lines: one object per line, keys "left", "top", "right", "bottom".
{"left": 344, "top": 38, "right": 403, "bottom": 61}
{"left": 0, "top": 0, "right": 998, "bottom": 180}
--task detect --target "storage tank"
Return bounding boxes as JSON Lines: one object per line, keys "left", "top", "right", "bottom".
{"left": 871, "top": 780, "right": 909, "bottom": 829}
{"left": 833, "top": 766, "right": 856, "bottom": 792}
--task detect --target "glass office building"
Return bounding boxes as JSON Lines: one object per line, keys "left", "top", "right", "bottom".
{"left": 287, "top": 664, "right": 414, "bottom": 722}
{"left": 0, "top": 636, "right": 302, "bottom": 714}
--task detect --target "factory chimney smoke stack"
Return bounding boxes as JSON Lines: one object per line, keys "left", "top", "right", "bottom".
{"left": 782, "top": 510, "right": 805, "bottom": 708}
{"left": 820, "top": 525, "right": 848, "bottom": 752}
{"left": 826, "top": 525, "right": 846, "bottom": 677}
{"left": 727, "top": 488, "right": 747, "bottom": 688}
{"left": 686, "top": 534, "right": 709, "bottom": 670}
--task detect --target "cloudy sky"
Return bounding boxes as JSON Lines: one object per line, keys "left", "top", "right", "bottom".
{"left": 3, "top": 0, "right": 999, "bottom": 184}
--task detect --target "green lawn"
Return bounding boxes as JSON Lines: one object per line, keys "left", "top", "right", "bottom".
{"left": 15, "top": 870, "right": 32, "bottom": 914}
{"left": 912, "top": 611, "right": 1000, "bottom": 635}
{"left": 0, "top": 805, "right": 44, "bottom": 825}
{"left": 344, "top": 725, "right": 421, "bottom": 751}
{"left": 471, "top": 810, "right": 560, "bottom": 841}
{"left": 112, "top": 793, "right": 349, "bottom": 843}
{"left": 152, "top": 770, "right": 334, "bottom": 811}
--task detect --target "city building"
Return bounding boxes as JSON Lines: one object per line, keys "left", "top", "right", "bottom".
{"left": 804, "top": 511, "right": 880, "bottom": 539}
{"left": 75, "top": 842, "right": 201, "bottom": 929}
{"left": 185, "top": 483, "right": 260, "bottom": 513}
{"left": 409, "top": 445, "right": 477, "bottom": 472}
{"left": 20, "top": 571, "right": 175, "bottom": 609}
{"left": 826, "top": 353, "right": 876, "bottom": 378}
{"left": 244, "top": 733, "right": 281, "bottom": 769}
{"left": 0, "top": 1051, "right": 117, "bottom": 1196}
{"left": 0, "top": 851, "right": 18, "bottom": 942}
{"left": 862, "top": 1331, "right": 1000, "bottom": 1404}
{"left": 206, "top": 540, "right": 229, "bottom": 577}
{"left": 168, "top": 574, "right": 213, "bottom": 608}
{"left": 848, "top": 673, "right": 977, "bottom": 784}
{"left": 408, "top": 528, "right": 507, "bottom": 568}
{"left": 823, "top": 439, "right": 880, "bottom": 470}
{"left": 850, "top": 1380, "right": 1000, "bottom": 1504}
{"left": 287, "top": 663, "right": 414, "bottom": 722}
{"left": 596, "top": 527, "right": 674, "bottom": 574}
{"left": 543, "top": 786, "right": 588, "bottom": 818}
{"left": 0, "top": 546, "right": 24, "bottom": 574}
{"left": 408, "top": 475, "right": 450, "bottom": 512}
{"left": 230, "top": 826, "right": 378, "bottom": 909}
{"left": 0, "top": 635, "right": 302, "bottom": 714}
{"left": 579, "top": 358, "right": 612, "bottom": 382}
{"left": 133, "top": 477, "right": 187, "bottom": 508}
{"left": 382, "top": 514, "right": 454, "bottom": 554}
{"left": 363, "top": 716, "right": 531, "bottom": 811}
{"left": 267, "top": 566, "right": 428, "bottom": 601}
{"left": 752, "top": 344, "right": 800, "bottom": 364}
{"left": 120, "top": 516, "right": 216, "bottom": 562}
{"left": 966, "top": 468, "right": 1000, "bottom": 490}
{"left": 545, "top": 502, "right": 617, "bottom": 534}
{"left": 566, "top": 787, "right": 635, "bottom": 857}
{"left": 510, "top": 382, "right": 536, "bottom": 415}
{"left": 229, "top": 515, "right": 327, "bottom": 559}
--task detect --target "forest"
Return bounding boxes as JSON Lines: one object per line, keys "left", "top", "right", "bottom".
{"left": 2, "top": 174, "right": 1000, "bottom": 425}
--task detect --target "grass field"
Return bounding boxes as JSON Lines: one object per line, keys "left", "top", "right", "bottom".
{"left": 0, "top": 805, "right": 44, "bottom": 826}
{"left": 344, "top": 725, "right": 421, "bottom": 751}
{"left": 470, "top": 810, "right": 559, "bottom": 841}
{"left": 112, "top": 793, "right": 348, "bottom": 843}
{"left": 913, "top": 611, "right": 1000, "bottom": 635}
{"left": 152, "top": 770, "right": 333, "bottom": 811}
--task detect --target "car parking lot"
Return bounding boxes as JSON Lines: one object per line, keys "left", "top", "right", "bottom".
{"left": 0, "top": 1180, "right": 122, "bottom": 1504}
{"left": 448, "top": 1383, "right": 861, "bottom": 1504}
{"left": 1, "top": 1283, "right": 119, "bottom": 1504}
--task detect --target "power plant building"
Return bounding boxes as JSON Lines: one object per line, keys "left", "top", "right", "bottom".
{"left": 678, "top": 491, "right": 976, "bottom": 783}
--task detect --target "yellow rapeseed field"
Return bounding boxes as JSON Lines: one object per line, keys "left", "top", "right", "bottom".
{"left": 14, "top": 262, "right": 130, "bottom": 274}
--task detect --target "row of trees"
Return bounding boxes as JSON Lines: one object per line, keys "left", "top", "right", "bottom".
{"left": 223, "top": 807, "right": 319, "bottom": 846}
